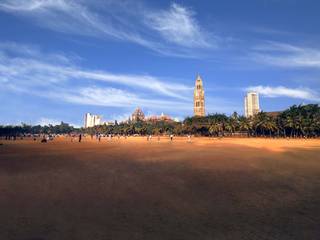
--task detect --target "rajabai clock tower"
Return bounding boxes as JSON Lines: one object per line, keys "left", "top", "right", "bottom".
{"left": 193, "top": 74, "right": 205, "bottom": 117}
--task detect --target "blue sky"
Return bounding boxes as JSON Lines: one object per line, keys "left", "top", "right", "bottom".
{"left": 0, "top": 0, "right": 319, "bottom": 126}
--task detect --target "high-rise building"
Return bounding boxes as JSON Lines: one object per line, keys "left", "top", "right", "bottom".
{"left": 131, "top": 107, "right": 145, "bottom": 122}
{"left": 84, "top": 113, "right": 102, "bottom": 128}
{"left": 194, "top": 74, "right": 205, "bottom": 117}
{"left": 244, "top": 92, "right": 260, "bottom": 117}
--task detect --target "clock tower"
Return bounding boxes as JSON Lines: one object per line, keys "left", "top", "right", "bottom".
{"left": 194, "top": 74, "right": 205, "bottom": 117}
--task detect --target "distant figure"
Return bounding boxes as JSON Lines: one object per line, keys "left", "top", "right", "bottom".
{"left": 99, "top": 135, "right": 101, "bottom": 142}
{"left": 187, "top": 135, "right": 191, "bottom": 143}
{"left": 170, "top": 134, "right": 173, "bottom": 142}
{"left": 79, "top": 134, "right": 82, "bottom": 143}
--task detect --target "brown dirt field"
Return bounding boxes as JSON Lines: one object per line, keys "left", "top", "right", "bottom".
{"left": 0, "top": 136, "right": 320, "bottom": 240}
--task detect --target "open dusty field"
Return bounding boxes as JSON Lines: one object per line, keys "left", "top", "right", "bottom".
{"left": 0, "top": 136, "right": 320, "bottom": 240}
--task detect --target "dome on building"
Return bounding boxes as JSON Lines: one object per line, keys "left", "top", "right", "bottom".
{"left": 131, "top": 107, "right": 145, "bottom": 122}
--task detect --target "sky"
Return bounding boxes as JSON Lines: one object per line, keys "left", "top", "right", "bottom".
{"left": 0, "top": 0, "right": 319, "bottom": 127}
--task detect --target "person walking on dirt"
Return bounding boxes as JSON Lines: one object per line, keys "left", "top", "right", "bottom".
{"left": 170, "top": 134, "right": 173, "bottom": 142}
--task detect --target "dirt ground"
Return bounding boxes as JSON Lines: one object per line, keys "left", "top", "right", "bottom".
{"left": 0, "top": 136, "right": 319, "bottom": 240}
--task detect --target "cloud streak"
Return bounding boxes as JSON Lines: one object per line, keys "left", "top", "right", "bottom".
{"left": 37, "top": 117, "right": 61, "bottom": 126}
{"left": 146, "top": 3, "right": 213, "bottom": 48}
{"left": 247, "top": 85, "right": 320, "bottom": 102}
{"left": 0, "top": 41, "right": 193, "bottom": 111}
{"left": 0, "top": 0, "right": 215, "bottom": 58}
{"left": 250, "top": 41, "right": 320, "bottom": 69}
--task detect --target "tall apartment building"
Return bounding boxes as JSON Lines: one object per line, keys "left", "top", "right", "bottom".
{"left": 194, "top": 74, "right": 205, "bottom": 117}
{"left": 244, "top": 92, "right": 260, "bottom": 117}
{"left": 84, "top": 113, "right": 102, "bottom": 128}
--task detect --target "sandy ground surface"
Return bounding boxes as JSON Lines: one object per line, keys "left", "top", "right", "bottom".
{"left": 0, "top": 136, "right": 320, "bottom": 240}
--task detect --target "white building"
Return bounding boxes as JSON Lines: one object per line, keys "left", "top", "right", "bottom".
{"left": 244, "top": 92, "right": 260, "bottom": 117}
{"left": 84, "top": 113, "right": 102, "bottom": 128}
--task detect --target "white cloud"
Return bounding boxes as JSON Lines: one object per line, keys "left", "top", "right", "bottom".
{"left": 105, "top": 113, "right": 132, "bottom": 123}
{"left": 53, "top": 87, "right": 192, "bottom": 110}
{"left": 0, "top": 42, "right": 191, "bottom": 99}
{"left": 37, "top": 117, "right": 61, "bottom": 126}
{"left": 251, "top": 41, "right": 320, "bottom": 68}
{"left": 65, "top": 70, "right": 192, "bottom": 100}
{"left": 146, "top": 3, "right": 213, "bottom": 48}
{"left": 0, "top": 41, "right": 193, "bottom": 111}
{"left": 0, "top": 1, "right": 215, "bottom": 58}
{"left": 247, "top": 86, "right": 320, "bottom": 102}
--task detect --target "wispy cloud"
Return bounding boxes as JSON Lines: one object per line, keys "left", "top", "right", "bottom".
{"left": 0, "top": 0, "right": 215, "bottom": 58}
{"left": 250, "top": 41, "right": 320, "bottom": 68}
{"left": 52, "top": 87, "right": 192, "bottom": 110}
{"left": 0, "top": 41, "right": 191, "bottom": 97}
{"left": 37, "top": 117, "right": 61, "bottom": 126}
{"left": 0, "top": 41, "right": 193, "bottom": 111}
{"left": 145, "top": 3, "right": 213, "bottom": 48}
{"left": 1, "top": 41, "right": 241, "bottom": 116}
{"left": 247, "top": 85, "right": 320, "bottom": 102}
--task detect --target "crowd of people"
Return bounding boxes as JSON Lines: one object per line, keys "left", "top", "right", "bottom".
{"left": 0, "top": 133, "right": 195, "bottom": 144}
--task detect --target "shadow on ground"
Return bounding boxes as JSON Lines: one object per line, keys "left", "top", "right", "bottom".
{"left": 0, "top": 140, "right": 319, "bottom": 240}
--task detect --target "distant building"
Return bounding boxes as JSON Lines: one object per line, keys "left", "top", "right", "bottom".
{"left": 145, "top": 113, "right": 173, "bottom": 123}
{"left": 102, "top": 121, "right": 115, "bottom": 126}
{"left": 131, "top": 107, "right": 145, "bottom": 122}
{"left": 266, "top": 111, "right": 282, "bottom": 118}
{"left": 194, "top": 74, "right": 205, "bottom": 117}
{"left": 244, "top": 92, "right": 260, "bottom": 117}
{"left": 84, "top": 113, "right": 102, "bottom": 128}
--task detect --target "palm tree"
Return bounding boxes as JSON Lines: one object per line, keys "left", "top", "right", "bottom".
{"left": 224, "top": 121, "right": 233, "bottom": 136}
{"left": 239, "top": 116, "right": 251, "bottom": 137}
{"left": 264, "top": 117, "right": 277, "bottom": 137}
{"left": 209, "top": 122, "right": 220, "bottom": 137}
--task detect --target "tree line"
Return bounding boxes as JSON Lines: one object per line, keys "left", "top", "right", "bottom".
{"left": 1, "top": 104, "right": 319, "bottom": 138}
{"left": 0, "top": 122, "right": 78, "bottom": 136}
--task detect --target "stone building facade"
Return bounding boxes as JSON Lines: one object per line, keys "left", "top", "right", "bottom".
{"left": 131, "top": 107, "right": 145, "bottom": 122}
{"left": 194, "top": 75, "right": 205, "bottom": 117}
